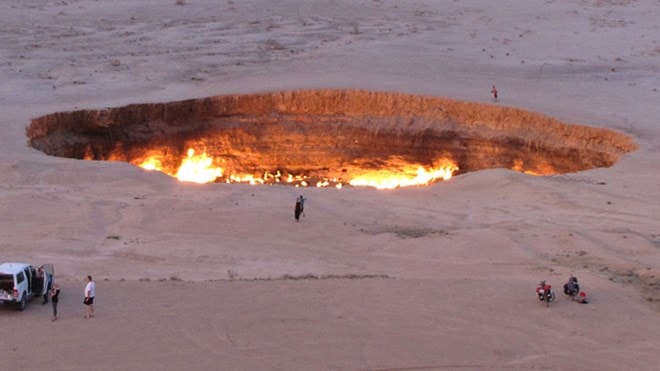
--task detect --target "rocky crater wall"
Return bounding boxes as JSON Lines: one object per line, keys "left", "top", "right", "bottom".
{"left": 26, "top": 89, "right": 637, "bottom": 181}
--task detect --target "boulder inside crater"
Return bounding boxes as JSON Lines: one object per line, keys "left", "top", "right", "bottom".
{"left": 25, "top": 89, "right": 637, "bottom": 188}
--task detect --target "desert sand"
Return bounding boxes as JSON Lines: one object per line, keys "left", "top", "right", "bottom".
{"left": 1, "top": 0, "right": 659, "bottom": 370}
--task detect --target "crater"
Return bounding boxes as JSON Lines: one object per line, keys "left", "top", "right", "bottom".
{"left": 26, "top": 89, "right": 636, "bottom": 188}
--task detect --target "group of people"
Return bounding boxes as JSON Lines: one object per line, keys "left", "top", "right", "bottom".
{"left": 36, "top": 86, "right": 508, "bottom": 320}
{"left": 563, "top": 274, "right": 588, "bottom": 304}
{"left": 42, "top": 274, "right": 95, "bottom": 321}
{"left": 536, "top": 275, "right": 589, "bottom": 306}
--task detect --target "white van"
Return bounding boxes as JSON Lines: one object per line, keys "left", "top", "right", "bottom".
{"left": 0, "top": 263, "right": 53, "bottom": 311}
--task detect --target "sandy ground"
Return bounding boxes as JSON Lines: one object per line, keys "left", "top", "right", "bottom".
{"left": 1, "top": 0, "right": 659, "bottom": 370}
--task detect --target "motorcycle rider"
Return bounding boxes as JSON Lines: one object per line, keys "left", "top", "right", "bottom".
{"left": 563, "top": 274, "right": 580, "bottom": 299}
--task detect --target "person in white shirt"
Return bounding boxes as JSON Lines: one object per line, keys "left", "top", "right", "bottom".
{"left": 84, "top": 275, "right": 95, "bottom": 318}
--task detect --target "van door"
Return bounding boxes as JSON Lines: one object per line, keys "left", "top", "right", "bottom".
{"left": 24, "top": 267, "right": 32, "bottom": 294}
{"left": 41, "top": 264, "right": 54, "bottom": 295}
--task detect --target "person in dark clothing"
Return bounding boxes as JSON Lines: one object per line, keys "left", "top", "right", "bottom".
{"left": 294, "top": 195, "right": 307, "bottom": 221}
{"left": 34, "top": 267, "right": 44, "bottom": 299}
{"left": 50, "top": 283, "right": 60, "bottom": 321}
{"left": 294, "top": 198, "right": 302, "bottom": 221}
{"left": 563, "top": 274, "right": 580, "bottom": 299}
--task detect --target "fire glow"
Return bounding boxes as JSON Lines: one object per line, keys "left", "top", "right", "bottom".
{"left": 348, "top": 159, "right": 457, "bottom": 190}
{"left": 136, "top": 148, "right": 458, "bottom": 189}
{"left": 26, "top": 90, "right": 638, "bottom": 186}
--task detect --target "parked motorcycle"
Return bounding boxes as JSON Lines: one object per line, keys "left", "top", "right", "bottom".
{"left": 536, "top": 280, "right": 555, "bottom": 306}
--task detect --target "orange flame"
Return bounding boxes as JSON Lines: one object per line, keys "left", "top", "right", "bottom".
{"left": 138, "top": 157, "right": 163, "bottom": 171}
{"left": 175, "top": 148, "right": 223, "bottom": 183}
{"left": 136, "top": 148, "right": 458, "bottom": 188}
{"left": 348, "top": 159, "right": 458, "bottom": 189}
{"left": 512, "top": 159, "right": 557, "bottom": 176}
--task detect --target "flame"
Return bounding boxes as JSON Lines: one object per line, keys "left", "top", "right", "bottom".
{"left": 136, "top": 148, "right": 458, "bottom": 188}
{"left": 139, "top": 157, "right": 163, "bottom": 171}
{"left": 228, "top": 174, "right": 264, "bottom": 185}
{"left": 348, "top": 159, "right": 458, "bottom": 189}
{"left": 512, "top": 159, "right": 556, "bottom": 176}
{"left": 175, "top": 148, "right": 223, "bottom": 183}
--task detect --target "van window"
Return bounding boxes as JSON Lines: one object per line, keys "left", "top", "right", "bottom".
{"left": 17, "top": 271, "right": 25, "bottom": 284}
{"left": 1, "top": 274, "right": 15, "bottom": 291}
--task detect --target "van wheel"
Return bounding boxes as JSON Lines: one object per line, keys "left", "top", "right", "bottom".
{"left": 17, "top": 293, "right": 26, "bottom": 311}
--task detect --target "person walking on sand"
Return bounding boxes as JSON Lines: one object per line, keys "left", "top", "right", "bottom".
{"left": 298, "top": 195, "right": 306, "bottom": 217}
{"left": 491, "top": 85, "right": 498, "bottom": 102}
{"left": 294, "top": 197, "right": 302, "bottom": 222}
{"left": 50, "top": 283, "right": 60, "bottom": 321}
{"left": 84, "top": 275, "right": 95, "bottom": 318}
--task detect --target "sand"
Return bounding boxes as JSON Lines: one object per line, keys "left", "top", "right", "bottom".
{"left": 1, "top": 0, "right": 659, "bottom": 370}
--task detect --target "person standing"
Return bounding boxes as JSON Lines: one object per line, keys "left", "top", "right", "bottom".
{"left": 84, "top": 275, "right": 95, "bottom": 319}
{"left": 491, "top": 85, "right": 498, "bottom": 102}
{"left": 298, "top": 195, "right": 306, "bottom": 216}
{"left": 50, "top": 283, "right": 60, "bottom": 321}
{"left": 294, "top": 197, "right": 302, "bottom": 222}
{"left": 34, "top": 267, "right": 44, "bottom": 300}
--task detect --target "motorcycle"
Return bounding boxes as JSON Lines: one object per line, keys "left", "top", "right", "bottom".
{"left": 536, "top": 280, "right": 555, "bottom": 306}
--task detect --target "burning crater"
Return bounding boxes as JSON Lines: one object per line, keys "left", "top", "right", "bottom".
{"left": 26, "top": 89, "right": 636, "bottom": 189}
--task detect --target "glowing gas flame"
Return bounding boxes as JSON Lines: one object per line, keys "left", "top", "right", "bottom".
{"left": 348, "top": 159, "right": 458, "bottom": 189}
{"left": 136, "top": 148, "right": 458, "bottom": 188}
{"left": 512, "top": 159, "right": 556, "bottom": 176}
{"left": 228, "top": 174, "right": 264, "bottom": 185}
{"left": 138, "top": 157, "right": 163, "bottom": 171}
{"left": 175, "top": 148, "right": 223, "bottom": 184}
